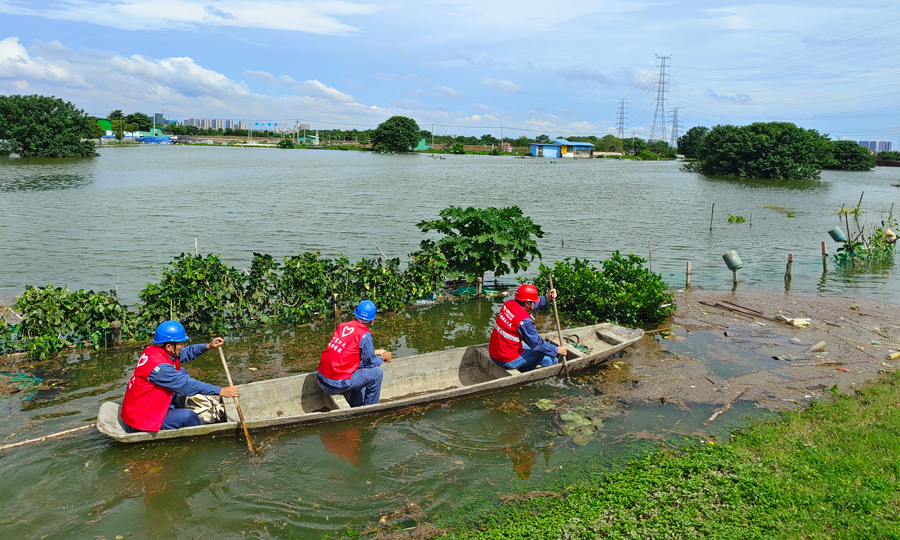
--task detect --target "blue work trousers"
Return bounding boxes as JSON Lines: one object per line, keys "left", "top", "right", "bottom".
{"left": 318, "top": 367, "right": 384, "bottom": 407}
{"left": 124, "top": 407, "right": 202, "bottom": 433}
{"left": 492, "top": 343, "right": 558, "bottom": 372}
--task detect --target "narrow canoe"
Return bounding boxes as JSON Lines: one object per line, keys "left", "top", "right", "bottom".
{"left": 97, "top": 322, "right": 643, "bottom": 443}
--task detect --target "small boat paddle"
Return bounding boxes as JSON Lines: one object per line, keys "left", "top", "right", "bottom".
{"left": 548, "top": 274, "right": 570, "bottom": 378}
{"left": 217, "top": 346, "right": 256, "bottom": 453}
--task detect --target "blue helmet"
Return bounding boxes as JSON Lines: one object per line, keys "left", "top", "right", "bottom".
{"left": 354, "top": 300, "right": 377, "bottom": 322}
{"left": 153, "top": 320, "right": 189, "bottom": 344}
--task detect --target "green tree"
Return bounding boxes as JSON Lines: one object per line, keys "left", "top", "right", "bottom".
{"left": 512, "top": 135, "right": 535, "bottom": 147}
{"left": 647, "top": 140, "right": 676, "bottom": 158}
{"left": 697, "top": 122, "right": 832, "bottom": 180}
{"left": 0, "top": 94, "right": 98, "bottom": 158}
{"left": 110, "top": 120, "right": 138, "bottom": 140}
{"left": 88, "top": 117, "right": 105, "bottom": 142}
{"left": 416, "top": 206, "right": 544, "bottom": 282}
{"left": 676, "top": 126, "right": 708, "bottom": 159}
{"left": 107, "top": 110, "right": 124, "bottom": 121}
{"left": 449, "top": 142, "right": 466, "bottom": 154}
{"left": 596, "top": 134, "right": 623, "bottom": 152}
{"left": 480, "top": 134, "right": 500, "bottom": 145}
{"left": 124, "top": 112, "right": 153, "bottom": 131}
{"left": 622, "top": 137, "right": 647, "bottom": 155}
{"left": 877, "top": 151, "right": 900, "bottom": 161}
{"left": 276, "top": 139, "right": 295, "bottom": 149}
{"left": 371, "top": 116, "right": 420, "bottom": 152}
{"left": 535, "top": 134, "right": 553, "bottom": 144}
{"left": 826, "top": 140, "right": 875, "bottom": 171}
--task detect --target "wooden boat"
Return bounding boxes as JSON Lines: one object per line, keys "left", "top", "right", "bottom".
{"left": 97, "top": 322, "right": 643, "bottom": 443}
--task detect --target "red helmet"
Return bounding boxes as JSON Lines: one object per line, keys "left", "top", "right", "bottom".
{"left": 514, "top": 284, "right": 540, "bottom": 303}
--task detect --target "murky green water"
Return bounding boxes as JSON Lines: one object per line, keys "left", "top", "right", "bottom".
{"left": 0, "top": 147, "right": 897, "bottom": 538}
{"left": 1, "top": 297, "right": 757, "bottom": 539}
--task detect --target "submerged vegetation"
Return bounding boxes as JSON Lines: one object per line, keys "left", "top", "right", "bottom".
{"left": 1, "top": 207, "right": 677, "bottom": 357}
{"left": 533, "top": 252, "right": 674, "bottom": 327}
{"left": 438, "top": 372, "right": 900, "bottom": 539}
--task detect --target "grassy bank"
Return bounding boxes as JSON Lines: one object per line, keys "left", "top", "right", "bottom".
{"left": 442, "top": 373, "right": 900, "bottom": 539}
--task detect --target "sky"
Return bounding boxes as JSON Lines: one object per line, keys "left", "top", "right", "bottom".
{"left": 1, "top": 0, "right": 899, "bottom": 143}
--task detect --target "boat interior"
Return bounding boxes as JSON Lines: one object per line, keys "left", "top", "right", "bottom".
{"left": 232, "top": 323, "right": 640, "bottom": 421}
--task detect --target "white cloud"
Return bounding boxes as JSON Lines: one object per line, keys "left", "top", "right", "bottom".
{"left": 435, "top": 85, "right": 463, "bottom": 99}
{"left": 556, "top": 69, "right": 616, "bottom": 86}
{"left": 243, "top": 70, "right": 296, "bottom": 87}
{"left": 704, "top": 89, "right": 752, "bottom": 104}
{"left": 0, "top": 0, "right": 378, "bottom": 35}
{"left": 483, "top": 78, "right": 522, "bottom": 95}
{"left": 292, "top": 80, "right": 356, "bottom": 103}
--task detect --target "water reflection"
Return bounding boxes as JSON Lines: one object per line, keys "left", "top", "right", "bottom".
{"left": 0, "top": 173, "right": 93, "bottom": 192}
{"left": 700, "top": 174, "right": 830, "bottom": 191}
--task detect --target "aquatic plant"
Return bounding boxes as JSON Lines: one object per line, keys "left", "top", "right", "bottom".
{"left": 10, "top": 286, "right": 137, "bottom": 358}
{"left": 834, "top": 216, "right": 897, "bottom": 267}
{"left": 727, "top": 214, "right": 746, "bottom": 223}
{"left": 417, "top": 206, "right": 544, "bottom": 284}
{"left": 534, "top": 252, "right": 674, "bottom": 327}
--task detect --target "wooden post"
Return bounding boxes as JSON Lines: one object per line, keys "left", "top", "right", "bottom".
{"left": 648, "top": 241, "right": 652, "bottom": 272}
{"left": 821, "top": 241, "right": 828, "bottom": 272}
{"left": 110, "top": 319, "right": 122, "bottom": 346}
{"left": 194, "top": 238, "right": 198, "bottom": 256}
{"left": 686, "top": 261, "right": 692, "bottom": 289}
{"left": 732, "top": 269, "right": 738, "bottom": 287}
{"left": 710, "top": 203, "right": 715, "bottom": 232}
{"left": 476, "top": 276, "right": 483, "bottom": 298}
{"left": 749, "top": 213, "right": 752, "bottom": 228}
{"left": 333, "top": 293, "right": 340, "bottom": 321}
{"left": 785, "top": 253, "right": 793, "bottom": 281}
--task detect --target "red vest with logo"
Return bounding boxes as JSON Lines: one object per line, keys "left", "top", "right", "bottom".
{"left": 318, "top": 320, "right": 370, "bottom": 380}
{"left": 489, "top": 300, "right": 532, "bottom": 363}
{"left": 120, "top": 345, "right": 181, "bottom": 431}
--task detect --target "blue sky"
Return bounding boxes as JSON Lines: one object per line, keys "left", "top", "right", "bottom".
{"left": 1, "top": 0, "right": 898, "bottom": 142}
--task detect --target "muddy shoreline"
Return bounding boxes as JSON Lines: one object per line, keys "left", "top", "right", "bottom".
{"left": 589, "top": 290, "right": 900, "bottom": 413}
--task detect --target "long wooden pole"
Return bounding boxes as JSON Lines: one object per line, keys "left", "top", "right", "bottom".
{"left": 218, "top": 347, "right": 256, "bottom": 453}
{"left": 547, "top": 274, "right": 570, "bottom": 378}
{"left": 0, "top": 424, "right": 95, "bottom": 452}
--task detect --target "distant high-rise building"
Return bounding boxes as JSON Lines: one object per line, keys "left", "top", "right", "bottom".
{"left": 877, "top": 141, "right": 892, "bottom": 152}
{"left": 299, "top": 123, "right": 311, "bottom": 131}
{"left": 238, "top": 121, "right": 248, "bottom": 130}
{"left": 153, "top": 113, "right": 164, "bottom": 125}
{"left": 858, "top": 141, "right": 877, "bottom": 151}
{"left": 224, "top": 120, "right": 234, "bottom": 129}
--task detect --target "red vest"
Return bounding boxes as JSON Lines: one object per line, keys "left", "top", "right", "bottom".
{"left": 318, "top": 320, "right": 370, "bottom": 380}
{"left": 489, "top": 300, "right": 531, "bottom": 363}
{"left": 120, "top": 345, "right": 181, "bottom": 431}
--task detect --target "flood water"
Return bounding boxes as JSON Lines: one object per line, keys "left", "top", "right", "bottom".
{"left": 1, "top": 147, "right": 899, "bottom": 538}
{"left": 1, "top": 146, "right": 899, "bottom": 304}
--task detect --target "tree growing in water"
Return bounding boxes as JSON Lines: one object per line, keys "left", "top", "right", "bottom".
{"left": 371, "top": 116, "right": 420, "bottom": 152}
{"left": 696, "top": 122, "right": 831, "bottom": 180}
{"left": 0, "top": 94, "right": 98, "bottom": 158}
{"left": 416, "top": 206, "right": 544, "bottom": 283}
{"left": 826, "top": 140, "right": 875, "bottom": 171}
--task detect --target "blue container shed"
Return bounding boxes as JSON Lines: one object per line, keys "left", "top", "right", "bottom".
{"left": 530, "top": 138, "right": 594, "bottom": 158}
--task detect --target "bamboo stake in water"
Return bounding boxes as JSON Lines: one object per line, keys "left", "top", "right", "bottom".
{"left": 218, "top": 347, "right": 256, "bottom": 453}
{"left": 548, "top": 274, "right": 570, "bottom": 378}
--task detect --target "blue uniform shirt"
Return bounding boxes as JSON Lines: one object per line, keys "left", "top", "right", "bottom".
{"left": 517, "top": 296, "right": 559, "bottom": 358}
{"left": 147, "top": 343, "right": 222, "bottom": 399}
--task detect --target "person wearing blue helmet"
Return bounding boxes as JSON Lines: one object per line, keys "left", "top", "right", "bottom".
{"left": 121, "top": 320, "right": 238, "bottom": 432}
{"left": 317, "top": 300, "right": 393, "bottom": 407}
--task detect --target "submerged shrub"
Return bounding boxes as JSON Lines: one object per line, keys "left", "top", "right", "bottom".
{"left": 534, "top": 252, "right": 674, "bottom": 327}
{"left": 12, "top": 285, "right": 137, "bottom": 358}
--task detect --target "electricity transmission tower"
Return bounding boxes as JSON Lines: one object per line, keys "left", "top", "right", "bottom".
{"left": 616, "top": 99, "right": 627, "bottom": 139}
{"left": 648, "top": 55, "right": 671, "bottom": 143}
{"left": 669, "top": 107, "right": 684, "bottom": 147}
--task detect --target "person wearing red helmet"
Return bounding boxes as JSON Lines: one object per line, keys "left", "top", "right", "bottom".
{"left": 488, "top": 284, "right": 567, "bottom": 372}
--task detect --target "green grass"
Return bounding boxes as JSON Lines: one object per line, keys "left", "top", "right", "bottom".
{"left": 441, "top": 374, "right": 900, "bottom": 539}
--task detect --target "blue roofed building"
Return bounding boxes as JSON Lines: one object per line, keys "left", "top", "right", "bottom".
{"left": 529, "top": 138, "right": 594, "bottom": 158}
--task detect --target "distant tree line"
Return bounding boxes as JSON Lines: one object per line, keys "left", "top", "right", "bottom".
{"left": 678, "top": 122, "right": 880, "bottom": 180}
